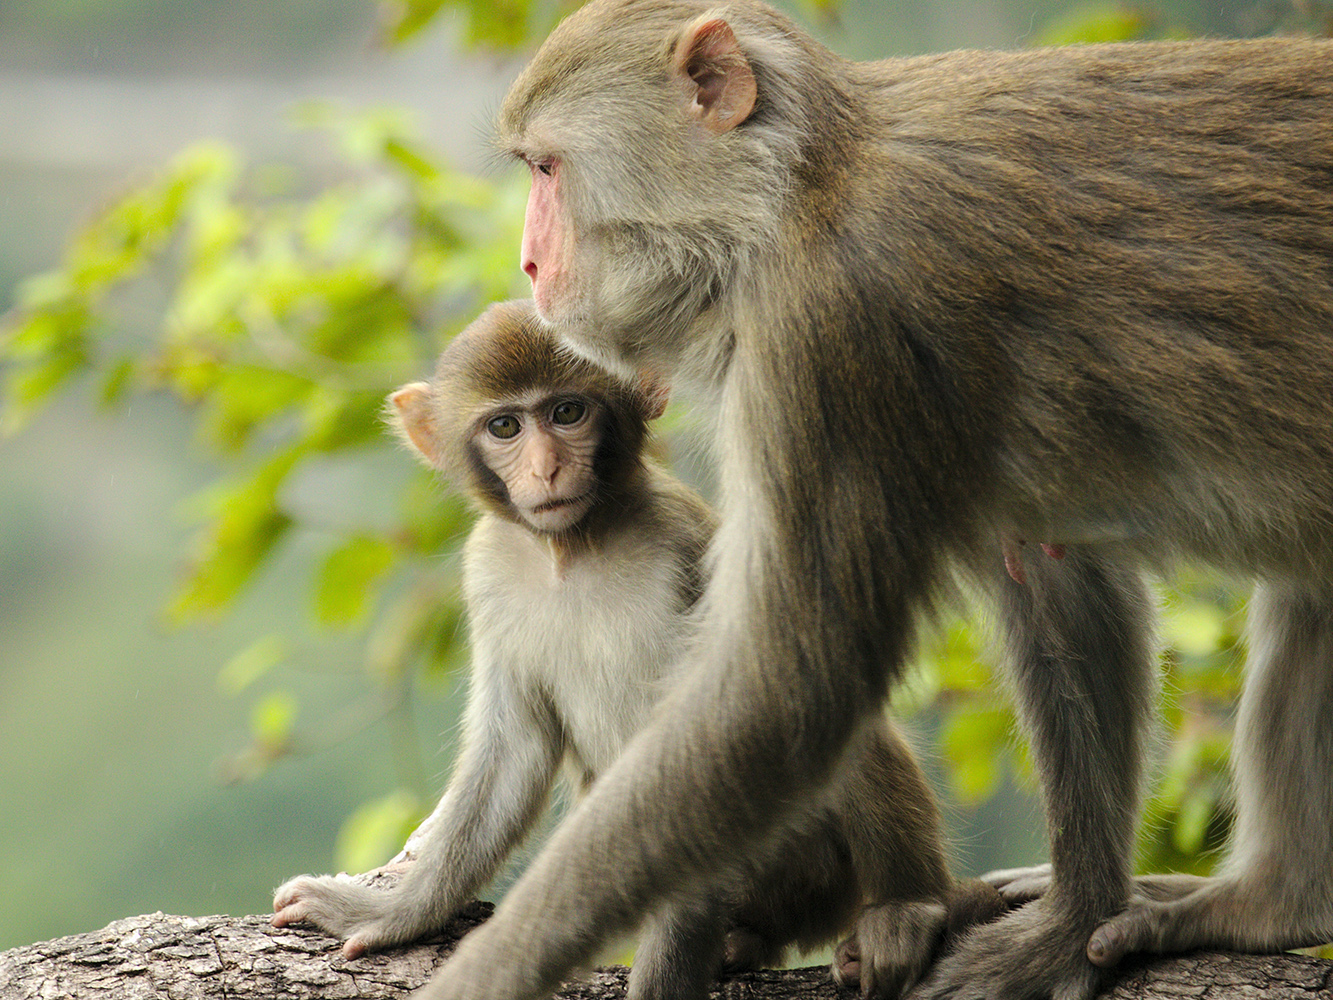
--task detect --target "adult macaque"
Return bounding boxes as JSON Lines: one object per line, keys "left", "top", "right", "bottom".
{"left": 271, "top": 301, "right": 997, "bottom": 1000}
{"left": 390, "top": 7, "right": 1333, "bottom": 1000}
{"left": 396, "top": 6, "right": 1333, "bottom": 1000}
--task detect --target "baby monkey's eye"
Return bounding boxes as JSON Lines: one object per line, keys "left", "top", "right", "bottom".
{"left": 552, "top": 400, "right": 587, "bottom": 425}
{"left": 488, "top": 415, "right": 522, "bottom": 439}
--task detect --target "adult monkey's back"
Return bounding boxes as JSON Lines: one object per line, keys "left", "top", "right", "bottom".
{"left": 416, "top": 4, "right": 1333, "bottom": 1000}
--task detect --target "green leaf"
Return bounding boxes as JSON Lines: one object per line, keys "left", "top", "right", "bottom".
{"left": 2, "top": 299, "right": 84, "bottom": 360}
{"left": 316, "top": 534, "right": 398, "bottom": 627}
{"left": 167, "top": 253, "right": 255, "bottom": 344}
{"left": 3, "top": 356, "right": 94, "bottom": 441}
{"left": 384, "top": 137, "right": 441, "bottom": 182}
{"left": 1034, "top": 5, "right": 1152, "bottom": 47}
{"left": 219, "top": 635, "right": 289, "bottom": 696}
{"left": 202, "top": 365, "right": 314, "bottom": 452}
{"left": 302, "top": 388, "right": 393, "bottom": 452}
{"left": 302, "top": 284, "right": 416, "bottom": 367}
{"left": 251, "top": 690, "right": 298, "bottom": 749}
{"left": 158, "top": 343, "right": 224, "bottom": 403}
{"left": 935, "top": 621, "right": 993, "bottom": 692}
{"left": 65, "top": 143, "right": 230, "bottom": 292}
{"left": 171, "top": 507, "right": 292, "bottom": 622}
{"left": 381, "top": 0, "right": 450, "bottom": 45}
{"left": 11, "top": 270, "right": 74, "bottom": 313}
{"left": 182, "top": 183, "right": 246, "bottom": 270}
{"left": 169, "top": 448, "right": 303, "bottom": 621}
{"left": 98, "top": 357, "right": 137, "bottom": 407}
{"left": 942, "top": 705, "right": 1012, "bottom": 805}
{"left": 459, "top": 0, "right": 533, "bottom": 49}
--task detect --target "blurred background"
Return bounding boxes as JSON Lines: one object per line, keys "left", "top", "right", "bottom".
{"left": 1, "top": 0, "right": 1322, "bottom": 957}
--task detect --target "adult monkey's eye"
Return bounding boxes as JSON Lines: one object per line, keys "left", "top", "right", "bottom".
{"left": 534, "top": 159, "right": 554, "bottom": 177}
{"left": 488, "top": 415, "right": 522, "bottom": 439}
{"left": 552, "top": 400, "right": 586, "bottom": 425}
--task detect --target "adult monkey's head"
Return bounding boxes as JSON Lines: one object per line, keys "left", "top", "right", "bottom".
{"left": 497, "top": 0, "right": 825, "bottom": 382}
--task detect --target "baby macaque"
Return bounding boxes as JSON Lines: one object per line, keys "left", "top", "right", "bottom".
{"left": 272, "top": 300, "right": 997, "bottom": 1000}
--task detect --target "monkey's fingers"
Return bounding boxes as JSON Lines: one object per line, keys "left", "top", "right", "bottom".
{"left": 917, "top": 899, "right": 1104, "bottom": 1000}
{"left": 271, "top": 901, "right": 310, "bottom": 929}
{"left": 978, "top": 863, "right": 1052, "bottom": 905}
{"left": 272, "top": 874, "right": 348, "bottom": 918}
{"left": 840, "top": 942, "right": 917, "bottom": 1000}
{"left": 834, "top": 935, "right": 905, "bottom": 1000}
{"left": 341, "top": 935, "right": 372, "bottom": 959}
{"left": 271, "top": 873, "right": 404, "bottom": 951}
{"left": 271, "top": 876, "right": 316, "bottom": 926}
{"left": 271, "top": 892, "right": 372, "bottom": 959}
{"left": 831, "top": 936, "right": 863, "bottom": 990}
{"left": 1087, "top": 911, "right": 1146, "bottom": 967}
{"left": 832, "top": 901, "right": 947, "bottom": 1000}
{"left": 942, "top": 880, "right": 1007, "bottom": 940}
{"left": 270, "top": 911, "right": 295, "bottom": 927}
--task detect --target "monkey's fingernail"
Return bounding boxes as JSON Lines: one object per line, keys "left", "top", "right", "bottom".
{"left": 1087, "top": 929, "right": 1115, "bottom": 966}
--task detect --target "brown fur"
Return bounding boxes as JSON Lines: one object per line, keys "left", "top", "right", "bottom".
{"left": 409, "top": 8, "right": 1333, "bottom": 1000}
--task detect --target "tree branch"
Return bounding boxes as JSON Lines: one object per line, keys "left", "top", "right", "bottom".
{"left": 2, "top": 903, "right": 1330, "bottom": 1000}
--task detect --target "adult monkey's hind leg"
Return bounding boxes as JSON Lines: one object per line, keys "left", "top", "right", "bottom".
{"left": 1089, "top": 581, "right": 1333, "bottom": 966}
{"left": 921, "top": 548, "right": 1156, "bottom": 1000}
{"left": 831, "top": 721, "right": 1006, "bottom": 1000}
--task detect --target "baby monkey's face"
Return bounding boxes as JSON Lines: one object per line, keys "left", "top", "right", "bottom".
{"left": 475, "top": 391, "right": 601, "bottom": 534}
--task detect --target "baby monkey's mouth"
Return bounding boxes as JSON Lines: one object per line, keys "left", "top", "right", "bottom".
{"left": 533, "top": 493, "right": 588, "bottom": 513}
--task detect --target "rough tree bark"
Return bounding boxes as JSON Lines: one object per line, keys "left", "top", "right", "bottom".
{"left": 2, "top": 901, "right": 1330, "bottom": 1000}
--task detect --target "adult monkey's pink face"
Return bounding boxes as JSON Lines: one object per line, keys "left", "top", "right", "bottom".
{"left": 517, "top": 155, "right": 568, "bottom": 322}
{"left": 498, "top": 0, "right": 760, "bottom": 380}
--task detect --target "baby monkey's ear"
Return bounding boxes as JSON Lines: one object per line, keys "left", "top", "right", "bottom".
{"left": 387, "top": 382, "right": 441, "bottom": 466}
{"left": 639, "top": 374, "right": 670, "bottom": 420}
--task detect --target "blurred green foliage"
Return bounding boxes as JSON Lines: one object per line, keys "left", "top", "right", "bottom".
{"left": 1031, "top": 4, "right": 1177, "bottom": 45}
{"left": 0, "top": 0, "right": 1296, "bottom": 883}
{"left": 382, "top": 0, "right": 572, "bottom": 47}
{"left": 2, "top": 103, "right": 527, "bottom": 863}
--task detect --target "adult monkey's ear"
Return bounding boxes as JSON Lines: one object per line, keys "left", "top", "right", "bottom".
{"left": 675, "top": 17, "right": 757, "bottom": 133}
